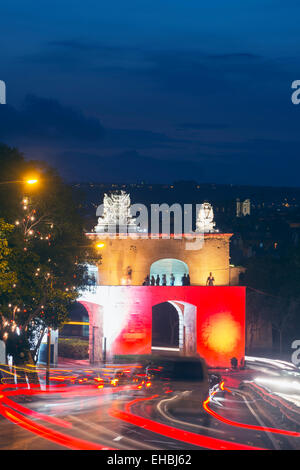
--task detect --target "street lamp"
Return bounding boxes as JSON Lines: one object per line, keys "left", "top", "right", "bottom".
{"left": 95, "top": 242, "right": 105, "bottom": 249}
{"left": 26, "top": 179, "right": 38, "bottom": 185}
{"left": 0, "top": 178, "right": 39, "bottom": 186}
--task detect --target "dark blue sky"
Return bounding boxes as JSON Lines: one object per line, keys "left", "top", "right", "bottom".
{"left": 1, "top": 0, "right": 300, "bottom": 185}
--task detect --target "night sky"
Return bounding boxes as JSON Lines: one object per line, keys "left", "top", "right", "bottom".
{"left": 1, "top": 0, "right": 300, "bottom": 185}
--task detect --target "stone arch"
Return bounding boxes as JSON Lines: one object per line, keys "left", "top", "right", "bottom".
{"left": 79, "top": 301, "right": 104, "bottom": 364}
{"left": 152, "top": 302, "right": 182, "bottom": 352}
{"left": 60, "top": 301, "right": 90, "bottom": 339}
{"left": 150, "top": 258, "right": 189, "bottom": 286}
{"left": 151, "top": 300, "right": 197, "bottom": 355}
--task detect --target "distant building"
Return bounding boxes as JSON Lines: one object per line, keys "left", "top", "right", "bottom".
{"left": 236, "top": 198, "right": 251, "bottom": 217}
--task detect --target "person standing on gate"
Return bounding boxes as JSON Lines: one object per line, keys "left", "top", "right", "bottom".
{"left": 206, "top": 272, "right": 215, "bottom": 286}
{"left": 126, "top": 266, "right": 132, "bottom": 285}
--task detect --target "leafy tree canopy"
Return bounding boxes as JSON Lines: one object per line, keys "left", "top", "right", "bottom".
{"left": 0, "top": 144, "right": 95, "bottom": 363}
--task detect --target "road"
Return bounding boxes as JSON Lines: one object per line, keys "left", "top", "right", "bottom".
{"left": 0, "top": 358, "right": 299, "bottom": 450}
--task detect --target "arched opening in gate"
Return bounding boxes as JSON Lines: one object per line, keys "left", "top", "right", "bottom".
{"left": 60, "top": 302, "right": 89, "bottom": 339}
{"left": 58, "top": 302, "right": 90, "bottom": 362}
{"left": 151, "top": 300, "right": 197, "bottom": 355}
{"left": 77, "top": 300, "right": 104, "bottom": 364}
{"left": 150, "top": 258, "right": 189, "bottom": 286}
{"left": 152, "top": 302, "right": 181, "bottom": 352}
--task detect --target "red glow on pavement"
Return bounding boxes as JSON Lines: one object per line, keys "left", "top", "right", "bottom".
{"left": 203, "top": 385, "right": 300, "bottom": 438}
{"left": 109, "top": 395, "right": 265, "bottom": 450}
{"left": 220, "top": 380, "right": 232, "bottom": 393}
{"left": 0, "top": 382, "right": 138, "bottom": 450}
{"left": 0, "top": 404, "right": 113, "bottom": 450}
{"left": 0, "top": 394, "right": 72, "bottom": 429}
{"left": 3, "top": 376, "right": 298, "bottom": 450}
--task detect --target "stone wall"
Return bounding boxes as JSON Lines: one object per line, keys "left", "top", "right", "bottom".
{"left": 87, "top": 233, "right": 233, "bottom": 286}
{"left": 78, "top": 285, "right": 246, "bottom": 368}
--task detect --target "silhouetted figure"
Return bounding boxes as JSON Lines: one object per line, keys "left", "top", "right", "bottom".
{"left": 206, "top": 272, "right": 215, "bottom": 286}
{"left": 126, "top": 266, "right": 133, "bottom": 285}
{"left": 150, "top": 275, "right": 155, "bottom": 286}
{"left": 162, "top": 274, "right": 167, "bottom": 286}
{"left": 143, "top": 275, "right": 150, "bottom": 286}
{"left": 170, "top": 273, "right": 175, "bottom": 286}
{"left": 230, "top": 357, "right": 238, "bottom": 370}
{"left": 127, "top": 266, "right": 132, "bottom": 278}
{"left": 155, "top": 275, "right": 160, "bottom": 286}
{"left": 186, "top": 274, "right": 190, "bottom": 286}
{"left": 181, "top": 273, "right": 187, "bottom": 286}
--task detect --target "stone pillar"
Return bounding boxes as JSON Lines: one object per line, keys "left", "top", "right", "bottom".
{"left": 79, "top": 301, "right": 104, "bottom": 365}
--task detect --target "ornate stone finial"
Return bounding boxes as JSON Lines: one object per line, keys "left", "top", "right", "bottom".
{"left": 196, "top": 202, "right": 218, "bottom": 233}
{"left": 94, "top": 190, "right": 139, "bottom": 233}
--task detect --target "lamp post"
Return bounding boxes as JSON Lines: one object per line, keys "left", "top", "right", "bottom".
{"left": 103, "top": 337, "right": 107, "bottom": 364}
{"left": 46, "top": 328, "right": 51, "bottom": 388}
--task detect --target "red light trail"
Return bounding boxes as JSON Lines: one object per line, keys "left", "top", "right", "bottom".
{"left": 0, "top": 377, "right": 298, "bottom": 450}
{"left": 0, "top": 403, "right": 112, "bottom": 450}
{"left": 0, "top": 382, "right": 117, "bottom": 450}
{"left": 109, "top": 394, "right": 265, "bottom": 450}
{"left": 203, "top": 382, "right": 300, "bottom": 438}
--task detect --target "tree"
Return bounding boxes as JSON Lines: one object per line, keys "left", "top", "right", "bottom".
{"left": 0, "top": 145, "right": 94, "bottom": 365}
{"left": 0, "top": 219, "right": 16, "bottom": 294}
{"left": 0, "top": 144, "right": 33, "bottom": 219}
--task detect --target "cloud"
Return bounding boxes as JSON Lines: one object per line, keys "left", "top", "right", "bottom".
{"left": 0, "top": 94, "right": 190, "bottom": 176}
{"left": 1, "top": 92, "right": 299, "bottom": 186}
{"left": 206, "top": 53, "right": 261, "bottom": 60}
{"left": 47, "top": 39, "right": 103, "bottom": 51}
{"left": 22, "top": 40, "right": 155, "bottom": 72}
{"left": 0, "top": 95, "right": 104, "bottom": 142}
{"left": 21, "top": 39, "right": 263, "bottom": 77}
{"left": 178, "top": 123, "right": 229, "bottom": 130}
{"left": 0, "top": 95, "right": 181, "bottom": 149}
{"left": 101, "top": 128, "right": 185, "bottom": 149}
{"left": 57, "top": 149, "right": 204, "bottom": 183}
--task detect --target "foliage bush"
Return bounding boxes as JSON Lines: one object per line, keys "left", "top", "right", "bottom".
{"left": 58, "top": 337, "right": 89, "bottom": 359}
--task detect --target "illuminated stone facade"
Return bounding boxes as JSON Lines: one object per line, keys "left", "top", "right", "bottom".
{"left": 79, "top": 286, "right": 245, "bottom": 367}
{"left": 86, "top": 232, "right": 237, "bottom": 286}
{"left": 86, "top": 192, "right": 243, "bottom": 286}
{"left": 79, "top": 193, "right": 246, "bottom": 365}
